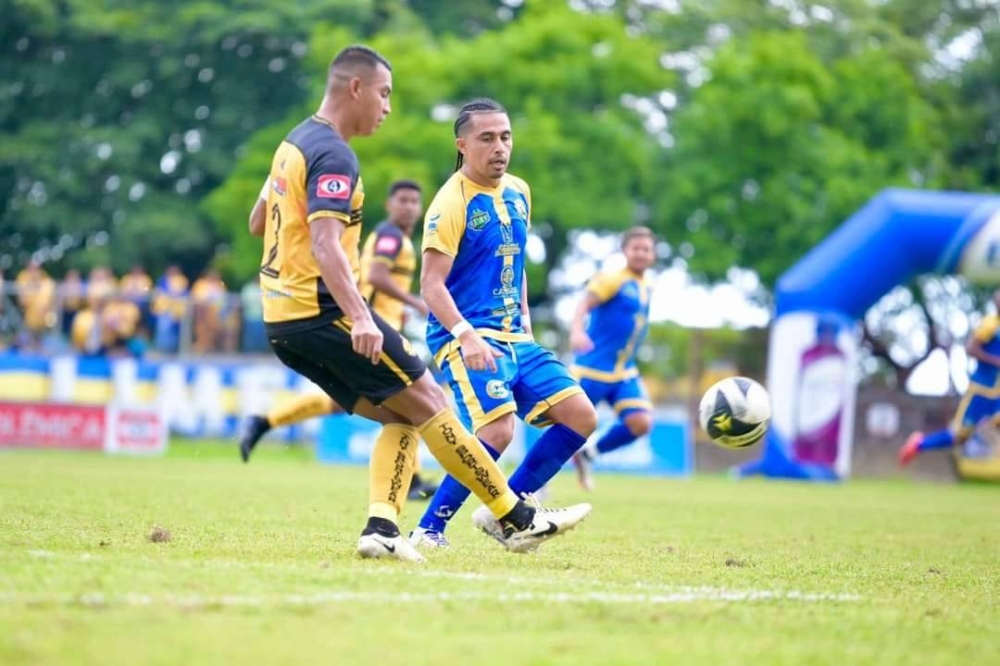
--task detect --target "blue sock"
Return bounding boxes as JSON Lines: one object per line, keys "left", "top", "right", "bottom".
{"left": 418, "top": 441, "right": 501, "bottom": 533}
{"left": 595, "top": 422, "right": 638, "bottom": 455}
{"left": 508, "top": 424, "right": 587, "bottom": 495}
{"left": 919, "top": 430, "right": 954, "bottom": 451}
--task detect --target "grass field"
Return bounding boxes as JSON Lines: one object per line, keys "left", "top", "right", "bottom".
{"left": 1, "top": 441, "right": 998, "bottom": 665}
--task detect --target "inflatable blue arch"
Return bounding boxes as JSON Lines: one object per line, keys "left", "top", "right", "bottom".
{"left": 737, "top": 189, "right": 1000, "bottom": 481}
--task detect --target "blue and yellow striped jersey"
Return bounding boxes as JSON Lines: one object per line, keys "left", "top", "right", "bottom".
{"left": 971, "top": 314, "right": 1000, "bottom": 387}
{"left": 573, "top": 269, "right": 651, "bottom": 382}
{"left": 422, "top": 171, "right": 533, "bottom": 356}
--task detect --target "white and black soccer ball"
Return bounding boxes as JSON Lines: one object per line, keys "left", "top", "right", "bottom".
{"left": 698, "top": 377, "right": 771, "bottom": 449}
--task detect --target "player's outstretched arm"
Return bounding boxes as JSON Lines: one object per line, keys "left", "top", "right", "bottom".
{"left": 569, "top": 292, "right": 599, "bottom": 354}
{"left": 366, "top": 261, "right": 428, "bottom": 316}
{"left": 520, "top": 270, "right": 532, "bottom": 337}
{"left": 421, "top": 249, "right": 501, "bottom": 372}
{"left": 249, "top": 178, "right": 270, "bottom": 237}
{"left": 311, "top": 218, "right": 382, "bottom": 364}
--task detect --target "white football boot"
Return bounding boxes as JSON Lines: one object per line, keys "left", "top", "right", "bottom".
{"left": 408, "top": 527, "right": 451, "bottom": 550}
{"left": 471, "top": 498, "right": 592, "bottom": 553}
{"left": 357, "top": 533, "right": 426, "bottom": 563}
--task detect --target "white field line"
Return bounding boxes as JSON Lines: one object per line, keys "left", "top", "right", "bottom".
{"left": 15, "top": 550, "right": 862, "bottom": 603}
{"left": 0, "top": 587, "right": 860, "bottom": 610}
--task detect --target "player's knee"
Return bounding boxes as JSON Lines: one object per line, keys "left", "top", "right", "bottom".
{"left": 572, "top": 399, "right": 599, "bottom": 438}
{"left": 478, "top": 415, "right": 515, "bottom": 452}
{"left": 625, "top": 412, "right": 653, "bottom": 437}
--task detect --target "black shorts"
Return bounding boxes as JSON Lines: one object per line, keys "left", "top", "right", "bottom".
{"left": 266, "top": 309, "right": 426, "bottom": 412}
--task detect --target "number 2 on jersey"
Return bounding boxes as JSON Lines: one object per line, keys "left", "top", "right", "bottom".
{"left": 260, "top": 203, "right": 282, "bottom": 278}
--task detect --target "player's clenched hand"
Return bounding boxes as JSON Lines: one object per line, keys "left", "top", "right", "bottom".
{"left": 459, "top": 331, "right": 502, "bottom": 373}
{"left": 570, "top": 329, "right": 594, "bottom": 354}
{"left": 351, "top": 316, "right": 383, "bottom": 365}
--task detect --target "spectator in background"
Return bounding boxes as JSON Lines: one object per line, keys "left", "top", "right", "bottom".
{"left": 191, "top": 268, "right": 227, "bottom": 354}
{"left": 15, "top": 262, "right": 57, "bottom": 348}
{"left": 240, "top": 275, "right": 267, "bottom": 353}
{"left": 152, "top": 265, "right": 189, "bottom": 354}
{"left": 86, "top": 266, "right": 117, "bottom": 308}
{"left": 120, "top": 264, "right": 153, "bottom": 336}
{"left": 71, "top": 293, "right": 142, "bottom": 358}
{"left": 59, "top": 269, "right": 87, "bottom": 338}
{"left": 101, "top": 292, "right": 143, "bottom": 357}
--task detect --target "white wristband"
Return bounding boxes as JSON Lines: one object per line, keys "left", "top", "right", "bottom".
{"left": 450, "top": 320, "right": 473, "bottom": 339}
{"left": 259, "top": 177, "right": 270, "bottom": 201}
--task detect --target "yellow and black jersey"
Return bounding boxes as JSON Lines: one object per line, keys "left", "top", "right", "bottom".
{"left": 260, "top": 115, "right": 365, "bottom": 330}
{"left": 360, "top": 221, "right": 416, "bottom": 332}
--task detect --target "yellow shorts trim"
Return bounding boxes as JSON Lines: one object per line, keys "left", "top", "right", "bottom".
{"left": 444, "top": 350, "right": 515, "bottom": 433}
{"left": 525, "top": 385, "right": 585, "bottom": 428}
{"left": 613, "top": 398, "right": 653, "bottom": 414}
{"left": 433, "top": 330, "right": 533, "bottom": 367}
{"left": 570, "top": 365, "right": 639, "bottom": 383}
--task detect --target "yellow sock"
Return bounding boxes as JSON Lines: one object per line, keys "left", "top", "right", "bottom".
{"left": 417, "top": 409, "right": 519, "bottom": 518}
{"left": 412, "top": 446, "right": 422, "bottom": 474}
{"left": 368, "top": 424, "right": 419, "bottom": 522}
{"left": 266, "top": 394, "right": 336, "bottom": 428}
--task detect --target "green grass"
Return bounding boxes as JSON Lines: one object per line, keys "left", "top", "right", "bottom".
{"left": 1, "top": 441, "right": 999, "bottom": 665}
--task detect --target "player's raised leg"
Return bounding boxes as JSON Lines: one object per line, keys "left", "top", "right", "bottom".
{"left": 239, "top": 394, "right": 338, "bottom": 463}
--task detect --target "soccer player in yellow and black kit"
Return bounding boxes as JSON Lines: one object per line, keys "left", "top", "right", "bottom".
{"left": 240, "top": 179, "right": 439, "bottom": 500}
{"left": 255, "top": 45, "right": 589, "bottom": 561}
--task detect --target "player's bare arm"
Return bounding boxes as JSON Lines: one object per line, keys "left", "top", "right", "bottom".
{"left": 570, "top": 292, "right": 600, "bottom": 354}
{"left": 367, "top": 260, "right": 428, "bottom": 316}
{"left": 967, "top": 335, "right": 1000, "bottom": 368}
{"left": 519, "top": 271, "right": 532, "bottom": 337}
{"left": 311, "top": 216, "right": 383, "bottom": 364}
{"left": 248, "top": 197, "right": 266, "bottom": 237}
{"left": 421, "top": 248, "right": 501, "bottom": 372}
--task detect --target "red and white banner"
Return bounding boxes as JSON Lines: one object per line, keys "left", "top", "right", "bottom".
{"left": 0, "top": 401, "right": 166, "bottom": 455}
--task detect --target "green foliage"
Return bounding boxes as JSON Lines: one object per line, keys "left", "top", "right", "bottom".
{"left": 662, "top": 29, "right": 942, "bottom": 286}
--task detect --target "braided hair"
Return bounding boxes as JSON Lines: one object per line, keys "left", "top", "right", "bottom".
{"left": 453, "top": 97, "right": 507, "bottom": 171}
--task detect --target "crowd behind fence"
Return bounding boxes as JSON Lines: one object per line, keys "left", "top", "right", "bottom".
{"left": 0, "top": 263, "right": 269, "bottom": 357}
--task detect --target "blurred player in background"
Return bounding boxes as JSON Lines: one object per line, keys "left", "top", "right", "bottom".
{"left": 900, "top": 289, "right": 1000, "bottom": 465}
{"left": 569, "top": 227, "right": 656, "bottom": 490}
{"left": 251, "top": 46, "right": 587, "bottom": 562}
{"left": 240, "top": 178, "right": 440, "bottom": 500}
{"left": 410, "top": 97, "right": 596, "bottom": 549}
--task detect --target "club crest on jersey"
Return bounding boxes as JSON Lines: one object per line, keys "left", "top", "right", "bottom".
{"left": 316, "top": 174, "right": 351, "bottom": 199}
{"left": 493, "top": 265, "right": 518, "bottom": 297}
{"left": 486, "top": 380, "right": 510, "bottom": 399}
{"left": 272, "top": 177, "right": 287, "bottom": 197}
{"left": 469, "top": 209, "right": 490, "bottom": 231}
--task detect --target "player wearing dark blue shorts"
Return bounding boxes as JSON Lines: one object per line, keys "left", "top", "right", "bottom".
{"left": 569, "top": 227, "right": 656, "bottom": 490}
{"left": 409, "top": 98, "right": 597, "bottom": 549}
{"left": 900, "top": 290, "right": 1000, "bottom": 465}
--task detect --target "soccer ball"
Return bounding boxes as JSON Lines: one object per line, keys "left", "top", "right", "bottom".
{"left": 698, "top": 377, "right": 771, "bottom": 449}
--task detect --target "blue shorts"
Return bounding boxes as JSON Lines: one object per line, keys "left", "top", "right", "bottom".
{"left": 953, "top": 385, "right": 1000, "bottom": 431}
{"left": 575, "top": 374, "right": 652, "bottom": 417}
{"left": 439, "top": 339, "right": 583, "bottom": 433}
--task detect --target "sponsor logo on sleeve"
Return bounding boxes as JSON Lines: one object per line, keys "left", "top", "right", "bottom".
{"left": 316, "top": 174, "right": 351, "bottom": 199}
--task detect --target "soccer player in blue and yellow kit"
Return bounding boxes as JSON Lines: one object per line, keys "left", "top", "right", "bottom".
{"left": 409, "top": 98, "right": 597, "bottom": 548}
{"left": 257, "top": 48, "right": 588, "bottom": 561}
{"left": 569, "top": 227, "right": 657, "bottom": 490}
{"left": 900, "top": 289, "right": 1000, "bottom": 465}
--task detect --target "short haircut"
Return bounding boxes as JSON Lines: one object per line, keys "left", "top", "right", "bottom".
{"left": 622, "top": 226, "right": 656, "bottom": 248}
{"left": 388, "top": 179, "right": 421, "bottom": 197}
{"left": 328, "top": 45, "right": 391, "bottom": 82}
{"left": 453, "top": 98, "right": 507, "bottom": 170}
